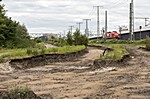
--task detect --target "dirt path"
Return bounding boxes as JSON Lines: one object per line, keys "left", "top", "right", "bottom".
{"left": 0, "top": 47, "right": 150, "bottom": 99}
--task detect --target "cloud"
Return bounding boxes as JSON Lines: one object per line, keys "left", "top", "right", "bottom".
{"left": 1, "top": 0, "right": 150, "bottom": 34}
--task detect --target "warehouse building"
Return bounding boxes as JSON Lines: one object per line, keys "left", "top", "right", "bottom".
{"left": 120, "top": 26, "right": 150, "bottom": 40}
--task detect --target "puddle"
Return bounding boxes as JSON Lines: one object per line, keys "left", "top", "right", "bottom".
{"left": 65, "top": 66, "right": 90, "bottom": 70}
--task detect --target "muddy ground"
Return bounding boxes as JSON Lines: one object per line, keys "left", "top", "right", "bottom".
{"left": 0, "top": 47, "right": 150, "bottom": 99}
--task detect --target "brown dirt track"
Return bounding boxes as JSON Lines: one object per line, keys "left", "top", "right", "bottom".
{"left": 0, "top": 47, "right": 150, "bottom": 99}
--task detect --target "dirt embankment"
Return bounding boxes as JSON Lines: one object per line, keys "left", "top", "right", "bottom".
{"left": 0, "top": 46, "right": 150, "bottom": 99}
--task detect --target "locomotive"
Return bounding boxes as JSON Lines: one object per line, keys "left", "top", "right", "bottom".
{"left": 104, "top": 31, "right": 120, "bottom": 39}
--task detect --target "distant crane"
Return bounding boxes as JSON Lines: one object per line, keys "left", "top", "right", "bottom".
{"left": 135, "top": 17, "right": 150, "bottom": 27}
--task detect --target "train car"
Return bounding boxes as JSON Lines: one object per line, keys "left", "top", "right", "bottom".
{"left": 104, "top": 31, "right": 120, "bottom": 39}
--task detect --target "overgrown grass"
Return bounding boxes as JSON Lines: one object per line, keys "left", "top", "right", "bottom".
{"left": 45, "top": 45, "right": 85, "bottom": 53}
{"left": 7, "top": 85, "right": 31, "bottom": 99}
{"left": 100, "top": 44, "right": 129, "bottom": 61}
{"left": 8, "top": 85, "right": 30, "bottom": 95}
{"left": 0, "top": 51, "right": 27, "bottom": 59}
{"left": 89, "top": 39, "right": 145, "bottom": 46}
{"left": 0, "top": 45, "right": 85, "bottom": 59}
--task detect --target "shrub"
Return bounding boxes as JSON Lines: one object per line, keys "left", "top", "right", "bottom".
{"left": 32, "top": 50, "right": 39, "bottom": 56}
{"left": 35, "top": 42, "right": 46, "bottom": 49}
{"left": 34, "top": 37, "right": 42, "bottom": 43}
{"left": 40, "top": 48, "right": 46, "bottom": 54}
{"left": 8, "top": 85, "right": 30, "bottom": 96}
{"left": 26, "top": 48, "right": 32, "bottom": 55}
{"left": 51, "top": 48, "right": 58, "bottom": 52}
{"left": 99, "top": 44, "right": 129, "bottom": 61}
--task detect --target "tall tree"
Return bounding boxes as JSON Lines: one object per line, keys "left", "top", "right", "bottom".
{"left": 66, "top": 31, "right": 73, "bottom": 45}
{"left": 0, "top": 4, "right": 33, "bottom": 48}
{"left": 73, "top": 29, "right": 81, "bottom": 45}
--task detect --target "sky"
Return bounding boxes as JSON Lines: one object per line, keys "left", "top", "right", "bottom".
{"left": 1, "top": 0, "right": 150, "bottom": 35}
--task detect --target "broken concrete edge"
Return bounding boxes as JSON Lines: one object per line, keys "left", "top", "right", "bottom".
{"left": 9, "top": 48, "right": 88, "bottom": 69}
{"left": 93, "top": 54, "right": 130, "bottom": 68}
{"left": 90, "top": 45, "right": 130, "bottom": 68}
{"left": 138, "top": 46, "right": 150, "bottom": 51}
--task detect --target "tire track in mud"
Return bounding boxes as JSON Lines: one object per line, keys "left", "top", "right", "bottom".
{"left": 0, "top": 47, "right": 150, "bottom": 99}
{"left": 0, "top": 47, "right": 103, "bottom": 98}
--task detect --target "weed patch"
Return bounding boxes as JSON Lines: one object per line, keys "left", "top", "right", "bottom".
{"left": 100, "top": 44, "right": 129, "bottom": 61}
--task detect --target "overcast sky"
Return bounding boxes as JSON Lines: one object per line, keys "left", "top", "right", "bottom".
{"left": 1, "top": 0, "right": 150, "bottom": 34}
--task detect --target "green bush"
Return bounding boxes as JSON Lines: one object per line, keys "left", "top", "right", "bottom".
{"left": 34, "top": 37, "right": 42, "bottom": 43}
{"left": 7, "top": 85, "right": 31, "bottom": 99}
{"left": 26, "top": 48, "right": 32, "bottom": 55}
{"left": 8, "top": 85, "right": 30, "bottom": 96}
{"left": 35, "top": 42, "right": 46, "bottom": 49}
{"left": 100, "top": 44, "right": 129, "bottom": 61}
{"left": 32, "top": 50, "right": 39, "bottom": 56}
{"left": 40, "top": 48, "right": 46, "bottom": 54}
{"left": 145, "top": 37, "right": 150, "bottom": 50}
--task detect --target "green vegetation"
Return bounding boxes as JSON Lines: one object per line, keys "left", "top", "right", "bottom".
{"left": 8, "top": 85, "right": 30, "bottom": 95}
{"left": 89, "top": 39, "right": 145, "bottom": 45}
{"left": 99, "top": 44, "right": 129, "bottom": 61}
{"left": 5, "top": 85, "right": 41, "bottom": 99}
{"left": 49, "top": 38, "right": 67, "bottom": 46}
{"left": 45, "top": 45, "right": 85, "bottom": 53}
{"left": 0, "top": 45, "right": 85, "bottom": 59}
{"left": 89, "top": 40, "right": 132, "bottom": 61}
{"left": 145, "top": 37, "right": 150, "bottom": 50}
{"left": 66, "top": 31, "right": 74, "bottom": 46}
{"left": 69, "top": 29, "right": 88, "bottom": 46}
{"left": 47, "top": 29, "right": 89, "bottom": 47}
{"left": 0, "top": 4, "right": 34, "bottom": 48}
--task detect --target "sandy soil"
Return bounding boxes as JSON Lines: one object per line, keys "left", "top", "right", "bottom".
{"left": 0, "top": 47, "right": 150, "bottom": 99}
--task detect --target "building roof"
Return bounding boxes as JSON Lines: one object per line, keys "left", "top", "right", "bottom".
{"left": 121, "top": 26, "right": 150, "bottom": 34}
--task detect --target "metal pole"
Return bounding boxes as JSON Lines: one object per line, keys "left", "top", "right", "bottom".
{"left": 139, "top": 26, "right": 142, "bottom": 40}
{"left": 129, "top": 3, "right": 132, "bottom": 40}
{"left": 132, "top": 0, "right": 134, "bottom": 40}
{"left": 119, "top": 26, "right": 122, "bottom": 39}
{"left": 64, "top": 30, "right": 66, "bottom": 38}
{"left": 69, "top": 26, "right": 73, "bottom": 35}
{"left": 105, "top": 10, "right": 108, "bottom": 38}
{"left": 94, "top": 6, "right": 103, "bottom": 40}
{"left": 83, "top": 19, "right": 91, "bottom": 37}
{"left": 77, "top": 22, "right": 83, "bottom": 31}
{"left": 129, "top": 1, "right": 134, "bottom": 40}
{"left": 97, "top": 6, "right": 100, "bottom": 38}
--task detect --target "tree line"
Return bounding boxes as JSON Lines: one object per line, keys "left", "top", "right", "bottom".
{"left": 0, "top": 4, "right": 34, "bottom": 48}
{"left": 47, "top": 29, "right": 89, "bottom": 47}
{"left": 66, "top": 29, "right": 88, "bottom": 46}
{"left": 0, "top": 3, "right": 88, "bottom": 48}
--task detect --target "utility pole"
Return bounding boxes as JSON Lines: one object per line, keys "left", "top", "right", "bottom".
{"left": 83, "top": 19, "right": 91, "bottom": 37}
{"left": 64, "top": 30, "right": 66, "bottom": 38}
{"left": 94, "top": 6, "right": 103, "bottom": 40}
{"left": 59, "top": 32, "right": 62, "bottom": 38}
{"left": 76, "top": 22, "right": 83, "bottom": 31}
{"left": 119, "top": 26, "right": 122, "bottom": 39}
{"left": 139, "top": 26, "right": 142, "bottom": 40}
{"left": 69, "top": 26, "right": 74, "bottom": 35}
{"left": 105, "top": 10, "right": 108, "bottom": 38}
{"left": 129, "top": 0, "right": 134, "bottom": 40}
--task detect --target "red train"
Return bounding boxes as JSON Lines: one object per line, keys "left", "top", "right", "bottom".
{"left": 104, "top": 31, "right": 120, "bottom": 39}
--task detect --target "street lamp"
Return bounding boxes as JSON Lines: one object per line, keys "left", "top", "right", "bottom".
{"left": 139, "top": 26, "right": 142, "bottom": 40}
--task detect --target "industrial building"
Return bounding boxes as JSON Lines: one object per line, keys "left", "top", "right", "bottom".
{"left": 120, "top": 26, "right": 150, "bottom": 40}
